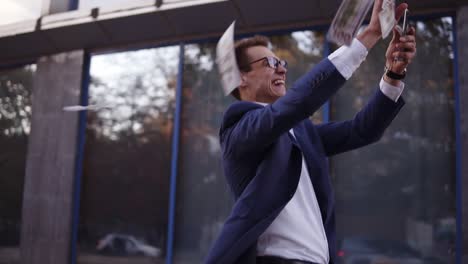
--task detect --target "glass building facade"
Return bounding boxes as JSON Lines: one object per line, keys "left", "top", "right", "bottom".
{"left": 0, "top": 2, "right": 461, "bottom": 263}
{"left": 74, "top": 16, "right": 457, "bottom": 264}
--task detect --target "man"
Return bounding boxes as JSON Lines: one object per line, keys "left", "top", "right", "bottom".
{"left": 206, "top": 0, "right": 417, "bottom": 263}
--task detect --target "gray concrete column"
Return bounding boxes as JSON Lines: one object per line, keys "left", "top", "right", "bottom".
{"left": 457, "top": 5, "right": 468, "bottom": 263}
{"left": 19, "top": 50, "right": 85, "bottom": 264}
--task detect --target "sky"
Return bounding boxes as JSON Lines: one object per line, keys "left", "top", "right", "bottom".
{"left": 0, "top": 0, "right": 193, "bottom": 26}
{"left": 0, "top": 0, "right": 42, "bottom": 26}
{"left": 0, "top": 0, "right": 136, "bottom": 26}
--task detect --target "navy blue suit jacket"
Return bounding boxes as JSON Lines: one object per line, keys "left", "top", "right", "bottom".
{"left": 205, "top": 58, "right": 405, "bottom": 264}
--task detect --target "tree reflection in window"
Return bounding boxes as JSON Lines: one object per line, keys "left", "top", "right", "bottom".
{"left": 0, "top": 65, "right": 34, "bottom": 137}
{"left": 78, "top": 46, "right": 179, "bottom": 263}
{"left": 87, "top": 48, "right": 178, "bottom": 141}
{"left": 0, "top": 65, "right": 35, "bottom": 261}
{"left": 331, "top": 17, "right": 456, "bottom": 263}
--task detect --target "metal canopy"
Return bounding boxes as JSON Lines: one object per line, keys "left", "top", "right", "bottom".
{"left": 0, "top": 0, "right": 466, "bottom": 65}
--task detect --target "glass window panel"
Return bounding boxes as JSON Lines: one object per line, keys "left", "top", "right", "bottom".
{"left": 172, "top": 42, "right": 234, "bottom": 264}
{"left": 173, "top": 30, "right": 326, "bottom": 263}
{"left": 331, "top": 17, "right": 456, "bottom": 264}
{"left": 0, "top": 65, "right": 35, "bottom": 264}
{"left": 77, "top": 46, "right": 179, "bottom": 264}
{"left": 0, "top": 0, "right": 43, "bottom": 26}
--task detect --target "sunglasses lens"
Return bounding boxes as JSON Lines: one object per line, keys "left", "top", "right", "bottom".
{"left": 265, "top": 57, "right": 287, "bottom": 69}
{"left": 280, "top": 60, "right": 287, "bottom": 69}
{"left": 266, "top": 57, "right": 276, "bottom": 68}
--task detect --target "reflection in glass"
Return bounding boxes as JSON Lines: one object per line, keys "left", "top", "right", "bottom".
{"left": 0, "top": 65, "right": 35, "bottom": 264}
{"left": 173, "top": 30, "right": 326, "bottom": 263}
{"left": 173, "top": 42, "right": 233, "bottom": 264}
{"left": 331, "top": 17, "right": 455, "bottom": 264}
{"left": 78, "top": 46, "right": 179, "bottom": 264}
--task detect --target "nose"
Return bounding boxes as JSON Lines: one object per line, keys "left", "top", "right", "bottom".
{"left": 276, "top": 64, "right": 287, "bottom": 74}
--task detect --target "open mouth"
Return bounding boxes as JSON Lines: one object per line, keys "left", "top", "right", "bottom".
{"left": 272, "top": 79, "right": 285, "bottom": 86}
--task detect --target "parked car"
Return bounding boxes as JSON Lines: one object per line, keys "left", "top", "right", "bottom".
{"left": 336, "top": 237, "right": 423, "bottom": 264}
{"left": 96, "top": 233, "right": 161, "bottom": 257}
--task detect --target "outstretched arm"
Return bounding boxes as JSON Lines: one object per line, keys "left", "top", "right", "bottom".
{"left": 221, "top": 59, "right": 346, "bottom": 157}
{"left": 317, "top": 87, "right": 405, "bottom": 157}
{"left": 318, "top": 3, "right": 417, "bottom": 156}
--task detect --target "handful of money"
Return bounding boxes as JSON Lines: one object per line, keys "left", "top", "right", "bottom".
{"left": 327, "top": 0, "right": 374, "bottom": 46}
{"left": 379, "top": 0, "right": 396, "bottom": 39}
{"left": 216, "top": 21, "right": 242, "bottom": 96}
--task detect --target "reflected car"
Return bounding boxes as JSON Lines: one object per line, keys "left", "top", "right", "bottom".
{"left": 336, "top": 237, "right": 423, "bottom": 264}
{"left": 96, "top": 233, "right": 161, "bottom": 257}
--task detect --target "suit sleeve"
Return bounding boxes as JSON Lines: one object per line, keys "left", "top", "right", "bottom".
{"left": 316, "top": 88, "right": 405, "bottom": 156}
{"left": 221, "top": 59, "right": 346, "bottom": 157}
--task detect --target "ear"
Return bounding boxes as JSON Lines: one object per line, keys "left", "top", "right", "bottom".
{"left": 239, "top": 72, "right": 248, "bottom": 88}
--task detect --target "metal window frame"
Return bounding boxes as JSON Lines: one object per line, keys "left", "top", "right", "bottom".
{"left": 166, "top": 43, "right": 185, "bottom": 264}
{"left": 70, "top": 51, "right": 91, "bottom": 264}
{"left": 452, "top": 14, "right": 463, "bottom": 264}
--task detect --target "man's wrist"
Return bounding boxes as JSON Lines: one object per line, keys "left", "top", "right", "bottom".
{"left": 385, "top": 63, "right": 406, "bottom": 75}
{"left": 380, "top": 77, "right": 405, "bottom": 102}
{"left": 356, "top": 28, "right": 381, "bottom": 50}
{"left": 383, "top": 74, "right": 402, "bottom": 86}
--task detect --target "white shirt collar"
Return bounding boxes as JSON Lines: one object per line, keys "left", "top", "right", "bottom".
{"left": 253, "top": 101, "right": 268, "bottom": 106}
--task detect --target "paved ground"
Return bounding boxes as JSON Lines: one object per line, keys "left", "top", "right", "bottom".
{"left": 0, "top": 248, "right": 166, "bottom": 264}
{"left": 78, "top": 254, "right": 164, "bottom": 264}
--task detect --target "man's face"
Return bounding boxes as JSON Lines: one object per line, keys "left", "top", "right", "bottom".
{"left": 241, "top": 46, "right": 287, "bottom": 103}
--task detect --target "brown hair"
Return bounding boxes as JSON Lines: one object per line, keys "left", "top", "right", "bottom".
{"left": 231, "top": 35, "right": 270, "bottom": 100}
{"left": 235, "top": 35, "right": 270, "bottom": 72}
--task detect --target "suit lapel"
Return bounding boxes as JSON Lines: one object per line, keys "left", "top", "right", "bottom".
{"left": 287, "top": 130, "right": 301, "bottom": 149}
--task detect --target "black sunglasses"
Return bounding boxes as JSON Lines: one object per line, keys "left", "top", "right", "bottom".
{"left": 242, "top": 56, "right": 288, "bottom": 71}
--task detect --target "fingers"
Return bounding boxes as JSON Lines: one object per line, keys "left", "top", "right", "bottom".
{"left": 395, "top": 3, "right": 408, "bottom": 21}
{"left": 400, "top": 35, "right": 415, "bottom": 43}
{"left": 372, "top": 0, "right": 384, "bottom": 15}
{"left": 391, "top": 27, "right": 400, "bottom": 42}
{"left": 392, "top": 39, "right": 417, "bottom": 64}
{"left": 396, "top": 42, "right": 416, "bottom": 52}
{"left": 406, "top": 26, "right": 416, "bottom": 36}
{"left": 390, "top": 25, "right": 417, "bottom": 67}
{"left": 392, "top": 26, "right": 416, "bottom": 45}
{"left": 392, "top": 51, "right": 415, "bottom": 63}
{"left": 398, "top": 26, "right": 416, "bottom": 45}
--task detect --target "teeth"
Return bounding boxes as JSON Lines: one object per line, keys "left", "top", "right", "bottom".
{"left": 273, "top": 80, "right": 285, "bottom": 85}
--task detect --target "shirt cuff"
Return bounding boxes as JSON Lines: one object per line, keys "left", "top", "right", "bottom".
{"left": 328, "top": 38, "right": 368, "bottom": 80}
{"left": 379, "top": 78, "right": 405, "bottom": 102}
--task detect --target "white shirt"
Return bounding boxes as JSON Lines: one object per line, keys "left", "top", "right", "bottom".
{"left": 256, "top": 38, "right": 405, "bottom": 263}
{"left": 257, "top": 130, "right": 330, "bottom": 263}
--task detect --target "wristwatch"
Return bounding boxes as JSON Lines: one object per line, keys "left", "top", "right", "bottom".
{"left": 384, "top": 66, "right": 406, "bottom": 80}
